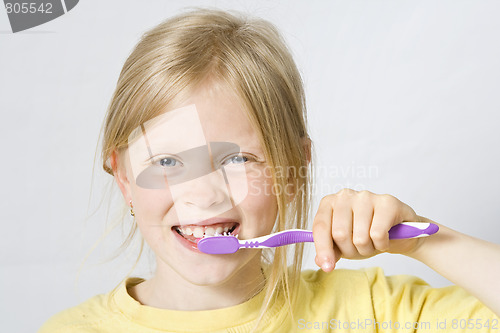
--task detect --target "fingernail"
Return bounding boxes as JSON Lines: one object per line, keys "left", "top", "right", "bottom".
{"left": 321, "top": 262, "right": 333, "bottom": 271}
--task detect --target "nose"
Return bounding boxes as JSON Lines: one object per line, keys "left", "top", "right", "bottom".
{"left": 169, "top": 164, "right": 238, "bottom": 223}
{"left": 179, "top": 169, "right": 230, "bottom": 209}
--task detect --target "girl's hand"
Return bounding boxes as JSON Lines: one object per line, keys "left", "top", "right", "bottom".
{"left": 312, "top": 188, "right": 424, "bottom": 272}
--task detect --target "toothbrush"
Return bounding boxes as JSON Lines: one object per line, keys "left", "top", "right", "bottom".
{"left": 197, "top": 222, "right": 439, "bottom": 254}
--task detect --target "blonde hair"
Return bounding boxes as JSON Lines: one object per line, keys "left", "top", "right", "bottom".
{"left": 100, "top": 8, "right": 314, "bottom": 330}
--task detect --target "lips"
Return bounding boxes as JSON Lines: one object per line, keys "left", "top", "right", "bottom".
{"left": 172, "top": 218, "right": 240, "bottom": 246}
{"left": 172, "top": 222, "right": 239, "bottom": 244}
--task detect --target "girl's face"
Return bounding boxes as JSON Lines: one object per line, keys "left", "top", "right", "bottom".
{"left": 113, "top": 81, "right": 278, "bottom": 287}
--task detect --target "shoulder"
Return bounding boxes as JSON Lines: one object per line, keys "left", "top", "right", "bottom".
{"left": 38, "top": 292, "right": 118, "bottom": 333}
{"left": 297, "top": 266, "right": 434, "bottom": 303}
{"left": 300, "top": 265, "right": 432, "bottom": 286}
{"left": 299, "top": 266, "right": 383, "bottom": 289}
{"left": 299, "top": 266, "right": 437, "bottom": 298}
{"left": 297, "top": 267, "right": 383, "bottom": 304}
{"left": 295, "top": 267, "right": 387, "bottom": 319}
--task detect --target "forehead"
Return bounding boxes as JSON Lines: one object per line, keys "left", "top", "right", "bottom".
{"left": 133, "top": 104, "right": 206, "bottom": 154}
{"left": 129, "top": 98, "right": 262, "bottom": 154}
{"left": 127, "top": 103, "right": 264, "bottom": 179}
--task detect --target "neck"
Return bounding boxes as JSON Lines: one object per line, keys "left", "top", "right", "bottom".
{"left": 129, "top": 256, "right": 266, "bottom": 311}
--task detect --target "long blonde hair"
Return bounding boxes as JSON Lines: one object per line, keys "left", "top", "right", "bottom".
{"left": 100, "top": 8, "right": 314, "bottom": 330}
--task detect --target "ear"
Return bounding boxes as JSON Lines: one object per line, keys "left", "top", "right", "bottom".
{"left": 110, "top": 150, "right": 132, "bottom": 204}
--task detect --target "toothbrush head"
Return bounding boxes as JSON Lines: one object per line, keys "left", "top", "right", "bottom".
{"left": 197, "top": 235, "right": 240, "bottom": 254}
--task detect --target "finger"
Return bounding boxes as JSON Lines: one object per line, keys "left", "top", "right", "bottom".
{"left": 370, "top": 197, "right": 399, "bottom": 251}
{"left": 314, "top": 241, "right": 342, "bottom": 273}
{"left": 352, "top": 201, "right": 375, "bottom": 256}
{"left": 314, "top": 243, "right": 342, "bottom": 273}
{"left": 312, "top": 197, "right": 336, "bottom": 271}
{"left": 399, "top": 201, "right": 418, "bottom": 222}
{"left": 331, "top": 202, "right": 357, "bottom": 258}
{"left": 331, "top": 241, "right": 343, "bottom": 269}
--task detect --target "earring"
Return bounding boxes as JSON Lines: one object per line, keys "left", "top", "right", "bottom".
{"left": 129, "top": 200, "right": 135, "bottom": 217}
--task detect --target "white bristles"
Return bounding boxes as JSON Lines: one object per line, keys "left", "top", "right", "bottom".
{"left": 207, "top": 231, "right": 237, "bottom": 238}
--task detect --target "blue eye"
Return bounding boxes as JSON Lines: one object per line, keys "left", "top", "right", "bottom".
{"left": 224, "top": 154, "right": 249, "bottom": 165}
{"left": 158, "top": 157, "right": 179, "bottom": 167}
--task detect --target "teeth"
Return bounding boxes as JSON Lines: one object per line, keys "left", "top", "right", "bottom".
{"left": 192, "top": 227, "right": 204, "bottom": 238}
{"left": 176, "top": 223, "right": 238, "bottom": 239}
{"left": 205, "top": 227, "right": 215, "bottom": 236}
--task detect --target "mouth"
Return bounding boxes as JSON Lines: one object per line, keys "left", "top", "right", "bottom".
{"left": 172, "top": 222, "right": 240, "bottom": 245}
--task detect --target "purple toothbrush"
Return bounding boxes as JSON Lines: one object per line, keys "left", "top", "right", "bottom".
{"left": 197, "top": 222, "right": 439, "bottom": 254}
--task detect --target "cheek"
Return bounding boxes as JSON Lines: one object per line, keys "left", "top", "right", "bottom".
{"left": 243, "top": 168, "right": 277, "bottom": 212}
{"left": 131, "top": 186, "right": 175, "bottom": 223}
{"left": 131, "top": 188, "right": 176, "bottom": 247}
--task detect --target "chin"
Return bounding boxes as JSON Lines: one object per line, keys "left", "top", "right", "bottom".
{"left": 172, "top": 251, "right": 259, "bottom": 287}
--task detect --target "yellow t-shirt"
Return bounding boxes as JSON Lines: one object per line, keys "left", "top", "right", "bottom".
{"left": 39, "top": 267, "right": 499, "bottom": 332}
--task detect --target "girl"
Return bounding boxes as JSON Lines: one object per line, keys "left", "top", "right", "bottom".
{"left": 40, "top": 8, "right": 500, "bottom": 333}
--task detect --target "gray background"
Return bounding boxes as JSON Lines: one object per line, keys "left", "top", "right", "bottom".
{"left": 1, "top": 1, "right": 499, "bottom": 332}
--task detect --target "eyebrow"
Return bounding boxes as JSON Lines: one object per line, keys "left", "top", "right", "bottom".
{"left": 137, "top": 122, "right": 264, "bottom": 161}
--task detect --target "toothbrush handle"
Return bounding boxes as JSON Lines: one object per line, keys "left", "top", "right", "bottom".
{"left": 247, "top": 222, "right": 438, "bottom": 248}
{"left": 388, "top": 222, "right": 439, "bottom": 239}
{"left": 258, "top": 230, "right": 313, "bottom": 248}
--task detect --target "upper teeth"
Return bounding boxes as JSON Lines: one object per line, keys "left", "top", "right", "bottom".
{"left": 177, "top": 224, "right": 236, "bottom": 238}
{"left": 193, "top": 227, "right": 204, "bottom": 238}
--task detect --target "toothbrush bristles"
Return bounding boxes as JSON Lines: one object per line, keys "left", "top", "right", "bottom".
{"left": 208, "top": 231, "right": 237, "bottom": 237}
